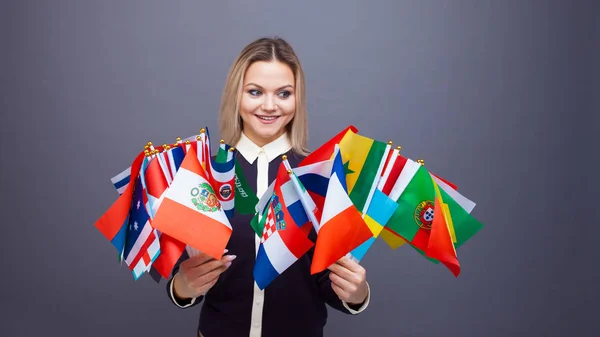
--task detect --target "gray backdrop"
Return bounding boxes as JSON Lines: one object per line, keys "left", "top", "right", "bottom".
{"left": 1, "top": 0, "right": 598, "bottom": 336}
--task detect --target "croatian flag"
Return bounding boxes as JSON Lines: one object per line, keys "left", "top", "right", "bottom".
{"left": 253, "top": 163, "right": 315, "bottom": 290}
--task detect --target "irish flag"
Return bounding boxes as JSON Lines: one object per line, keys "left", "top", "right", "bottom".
{"left": 150, "top": 147, "right": 233, "bottom": 260}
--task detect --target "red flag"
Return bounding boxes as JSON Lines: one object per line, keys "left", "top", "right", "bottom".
{"left": 94, "top": 150, "right": 145, "bottom": 242}
{"left": 300, "top": 125, "right": 358, "bottom": 166}
{"left": 425, "top": 186, "right": 460, "bottom": 277}
{"left": 151, "top": 234, "right": 186, "bottom": 278}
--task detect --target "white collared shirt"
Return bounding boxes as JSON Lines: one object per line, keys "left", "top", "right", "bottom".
{"left": 169, "top": 131, "right": 370, "bottom": 336}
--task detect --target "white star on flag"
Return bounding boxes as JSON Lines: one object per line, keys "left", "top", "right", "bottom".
{"left": 133, "top": 221, "right": 139, "bottom": 231}
{"left": 137, "top": 200, "right": 141, "bottom": 210}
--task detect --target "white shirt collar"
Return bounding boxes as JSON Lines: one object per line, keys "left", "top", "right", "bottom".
{"left": 235, "top": 132, "right": 292, "bottom": 164}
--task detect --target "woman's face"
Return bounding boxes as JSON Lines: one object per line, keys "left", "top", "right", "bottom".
{"left": 239, "top": 60, "right": 296, "bottom": 147}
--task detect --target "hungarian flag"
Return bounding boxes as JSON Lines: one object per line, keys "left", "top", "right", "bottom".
{"left": 151, "top": 147, "right": 233, "bottom": 260}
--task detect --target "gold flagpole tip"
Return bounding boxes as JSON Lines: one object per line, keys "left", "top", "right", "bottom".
{"left": 200, "top": 128, "right": 206, "bottom": 133}
{"left": 388, "top": 140, "right": 393, "bottom": 145}
{"left": 396, "top": 145, "right": 402, "bottom": 151}
{"left": 165, "top": 145, "right": 171, "bottom": 150}
{"left": 175, "top": 137, "right": 182, "bottom": 142}
{"left": 185, "top": 140, "right": 191, "bottom": 144}
{"left": 281, "top": 155, "right": 287, "bottom": 160}
{"left": 287, "top": 169, "right": 292, "bottom": 174}
{"left": 229, "top": 147, "right": 235, "bottom": 152}
{"left": 196, "top": 136, "right": 202, "bottom": 141}
{"left": 219, "top": 139, "right": 225, "bottom": 144}
{"left": 417, "top": 159, "right": 424, "bottom": 166}
{"left": 146, "top": 141, "right": 153, "bottom": 146}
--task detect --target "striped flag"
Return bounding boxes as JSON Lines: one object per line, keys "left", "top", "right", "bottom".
{"left": 310, "top": 146, "right": 373, "bottom": 274}
{"left": 253, "top": 162, "right": 315, "bottom": 289}
{"left": 123, "top": 175, "right": 161, "bottom": 279}
{"left": 150, "top": 147, "right": 233, "bottom": 260}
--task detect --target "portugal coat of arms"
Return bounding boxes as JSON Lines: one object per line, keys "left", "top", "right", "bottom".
{"left": 414, "top": 200, "right": 435, "bottom": 230}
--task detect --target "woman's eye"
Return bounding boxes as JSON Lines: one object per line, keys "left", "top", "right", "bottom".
{"left": 248, "top": 89, "right": 261, "bottom": 96}
{"left": 278, "top": 91, "right": 291, "bottom": 99}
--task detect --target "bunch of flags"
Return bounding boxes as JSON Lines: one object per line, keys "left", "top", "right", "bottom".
{"left": 94, "top": 127, "right": 236, "bottom": 281}
{"left": 94, "top": 125, "right": 484, "bottom": 287}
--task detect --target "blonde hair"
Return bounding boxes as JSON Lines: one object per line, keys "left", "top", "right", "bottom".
{"left": 218, "top": 36, "right": 309, "bottom": 155}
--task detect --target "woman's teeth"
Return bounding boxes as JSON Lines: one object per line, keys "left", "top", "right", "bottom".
{"left": 257, "top": 116, "right": 278, "bottom": 120}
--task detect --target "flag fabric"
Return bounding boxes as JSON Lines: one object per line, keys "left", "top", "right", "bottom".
{"left": 425, "top": 178, "right": 460, "bottom": 276}
{"left": 337, "top": 129, "right": 388, "bottom": 213}
{"left": 111, "top": 166, "right": 131, "bottom": 195}
{"left": 99, "top": 128, "right": 483, "bottom": 281}
{"left": 253, "top": 159, "right": 332, "bottom": 237}
{"left": 234, "top": 161, "right": 258, "bottom": 215}
{"left": 123, "top": 175, "right": 161, "bottom": 280}
{"left": 150, "top": 147, "right": 233, "bottom": 260}
{"left": 384, "top": 160, "right": 483, "bottom": 276}
{"left": 95, "top": 150, "right": 146, "bottom": 253}
{"left": 142, "top": 152, "right": 186, "bottom": 279}
{"left": 299, "top": 125, "right": 358, "bottom": 166}
{"left": 310, "top": 147, "right": 373, "bottom": 274}
{"left": 349, "top": 188, "right": 400, "bottom": 261}
{"left": 253, "top": 175, "right": 315, "bottom": 289}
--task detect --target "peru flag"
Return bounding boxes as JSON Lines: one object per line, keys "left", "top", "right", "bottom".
{"left": 150, "top": 147, "right": 232, "bottom": 260}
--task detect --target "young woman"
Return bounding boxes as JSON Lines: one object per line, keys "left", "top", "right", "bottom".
{"left": 167, "top": 37, "right": 370, "bottom": 337}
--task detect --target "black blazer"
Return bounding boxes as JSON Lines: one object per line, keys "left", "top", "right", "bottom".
{"left": 166, "top": 150, "right": 363, "bottom": 337}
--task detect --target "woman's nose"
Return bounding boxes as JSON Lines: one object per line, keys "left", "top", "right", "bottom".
{"left": 261, "top": 95, "right": 277, "bottom": 112}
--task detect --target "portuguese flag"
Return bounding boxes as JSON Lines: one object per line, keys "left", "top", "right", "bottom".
{"left": 386, "top": 160, "right": 483, "bottom": 276}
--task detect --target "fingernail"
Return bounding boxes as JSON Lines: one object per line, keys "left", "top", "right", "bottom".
{"left": 225, "top": 261, "right": 232, "bottom": 268}
{"left": 224, "top": 249, "right": 229, "bottom": 254}
{"left": 226, "top": 255, "right": 237, "bottom": 261}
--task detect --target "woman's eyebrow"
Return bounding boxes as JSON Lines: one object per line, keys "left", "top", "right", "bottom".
{"left": 244, "top": 83, "right": 294, "bottom": 90}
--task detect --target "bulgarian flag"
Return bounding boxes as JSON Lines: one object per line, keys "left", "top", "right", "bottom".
{"left": 150, "top": 147, "right": 233, "bottom": 260}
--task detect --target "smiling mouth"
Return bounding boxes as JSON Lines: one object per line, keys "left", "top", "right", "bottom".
{"left": 256, "top": 115, "right": 280, "bottom": 121}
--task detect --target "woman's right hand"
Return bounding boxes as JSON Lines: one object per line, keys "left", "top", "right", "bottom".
{"left": 173, "top": 251, "right": 236, "bottom": 300}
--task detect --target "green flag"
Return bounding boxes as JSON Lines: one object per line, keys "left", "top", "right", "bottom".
{"left": 234, "top": 162, "right": 258, "bottom": 214}
{"left": 386, "top": 163, "right": 436, "bottom": 242}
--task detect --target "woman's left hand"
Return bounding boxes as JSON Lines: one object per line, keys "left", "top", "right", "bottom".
{"left": 328, "top": 256, "right": 368, "bottom": 305}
